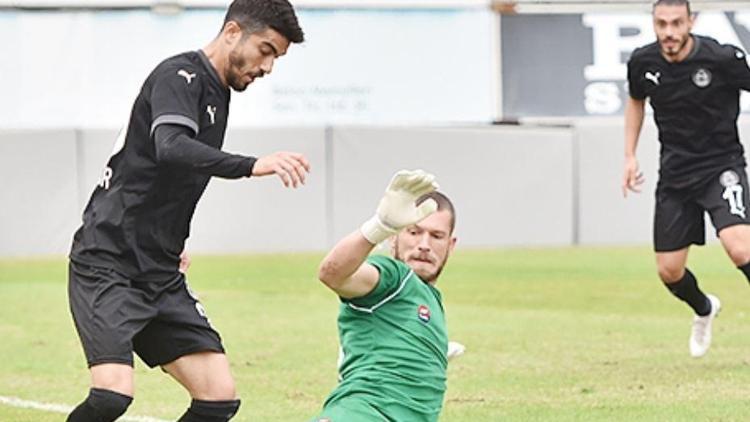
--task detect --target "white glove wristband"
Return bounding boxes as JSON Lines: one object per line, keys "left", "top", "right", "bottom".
{"left": 360, "top": 215, "right": 398, "bottom": 245}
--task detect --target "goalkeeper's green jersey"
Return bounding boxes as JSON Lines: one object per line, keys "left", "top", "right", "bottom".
{"left": 320, "top": 255, "right": 448, "bottom": 421}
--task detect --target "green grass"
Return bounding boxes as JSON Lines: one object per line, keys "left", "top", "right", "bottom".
{"left": 2, "top": 246, "right": 750, "bottom": 421}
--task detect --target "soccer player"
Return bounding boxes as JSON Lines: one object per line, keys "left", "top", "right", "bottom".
{"left": 623, "top": 0, "right": 750, "bottom": 357}
{"left": 313, "top": 170, "right": 456, "bottom": 421}
{"left": 66, "top": 1, "right": 307, "bottom": 421}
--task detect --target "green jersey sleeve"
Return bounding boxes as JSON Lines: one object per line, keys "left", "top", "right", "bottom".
{"left": 344, "top": 255, "right": 412, "bottom": 309}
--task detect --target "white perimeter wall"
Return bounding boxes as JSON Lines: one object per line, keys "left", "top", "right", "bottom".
{"left": 7, "top": 119, "right": 750, "bottom": 256}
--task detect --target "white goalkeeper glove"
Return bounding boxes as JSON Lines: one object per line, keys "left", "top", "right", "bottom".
{"left": 360, "top": 169, "right": 440, "bottom": 245}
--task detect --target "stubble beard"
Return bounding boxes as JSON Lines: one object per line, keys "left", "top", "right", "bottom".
{"left": 226, "top": 49, "right": 249, "bottom": 92}
{"left": 393, "top": 243, "right": 449, "bottom": 284}
{"left": 660, "top": 34, "right": 689, "bottom": 58}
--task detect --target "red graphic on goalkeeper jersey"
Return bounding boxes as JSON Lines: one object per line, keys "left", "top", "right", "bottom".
{"left": 418, "top": 305, "right": 431, "bottom": 323}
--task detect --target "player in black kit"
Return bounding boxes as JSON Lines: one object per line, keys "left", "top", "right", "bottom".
{"left": 66, "top": 1, "right": 308, "bottom": 421}
{"left": 623, "top": 0, "right": 750, "bottom": 358}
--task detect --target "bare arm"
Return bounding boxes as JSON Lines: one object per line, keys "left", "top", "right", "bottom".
{"left": 318, "top": 231, "right": 380, "bottom": 299}
{"left": 623, "top": 96, "right": 646, "bottom": 197}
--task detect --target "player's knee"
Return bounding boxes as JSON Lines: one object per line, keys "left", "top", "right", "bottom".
{"left": 199, "top": 377, "right": 236, "bottom": 401}
{"left": 657, "top": 265, "right": 684, "bottom": 283}
{"left": 726, "top": 245, "right": 750, "bottom": 266}
{"left": 213, "top": 382, "right": 237, "bottom": 401}
{"left": 67, "top": 388, "right": 132, "bottom": 422}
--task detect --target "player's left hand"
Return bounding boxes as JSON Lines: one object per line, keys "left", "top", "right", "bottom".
{"left": 622, "top": 156, "right": 645, "bottom": 197}
{"left": 179, "top": 250, "right": 191, "bottom": 273}
{"left": 252, "top": 151, "right": 311, "bottom": 188}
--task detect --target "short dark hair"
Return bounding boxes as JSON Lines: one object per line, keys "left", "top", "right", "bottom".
{"left": 653, "top": 0, "right": 691, "bottom": 16}
{"left": 224, "top": 0, "right": 304, "bottom": 44}
{"left": 417, "top": 191, "right": 456, "bottom": 234}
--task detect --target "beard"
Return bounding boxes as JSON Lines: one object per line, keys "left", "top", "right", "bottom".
{"left": 226, "top": 48, "right": 251, "bottom": 92}
{"left": 394, "top": 243, "right": 450, "bottom": 284}
{"left": 659, "top": 34, "right": 689, "bottom": 57}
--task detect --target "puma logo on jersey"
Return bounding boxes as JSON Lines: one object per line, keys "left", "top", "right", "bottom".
{"left": 177, "top": 69, "right": 196, "bottom": 84}
{"left": 206, "top": 105, "right": 217, "bottom": 124}
{"left": 645, "top": 71, "right": 661, "bottom": 86}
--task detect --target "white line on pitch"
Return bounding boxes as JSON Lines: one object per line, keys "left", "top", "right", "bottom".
{"left": 0, "top": 395, "right": 169, "bottom": 422}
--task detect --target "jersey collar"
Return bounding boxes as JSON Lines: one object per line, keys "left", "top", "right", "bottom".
{"left": 686, "top": 34, "right": 701, "bottom": 61}
{"left": 197, "top": 49, "right": 230, "bottom": 93}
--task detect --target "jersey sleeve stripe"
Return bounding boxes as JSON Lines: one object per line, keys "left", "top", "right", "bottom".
{"left": 346, "top": 269, "right": 414, "bottom": 314}
{"left": 150, "top": 114, "right": 199, "bottom": 137}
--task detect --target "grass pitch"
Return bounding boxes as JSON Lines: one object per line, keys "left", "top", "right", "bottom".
{"left": 2, "top": 245, "right": 750, "bottom": 421}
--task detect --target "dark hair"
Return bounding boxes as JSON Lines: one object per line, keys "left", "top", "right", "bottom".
{"left": 653, "top": 0, "right": 691, "bottom": 16}
{"left": 417, "top": 191, "right": 456, "bottom": 234}
{"left": 224, "top": 0, "right": 304, "bottom": 44}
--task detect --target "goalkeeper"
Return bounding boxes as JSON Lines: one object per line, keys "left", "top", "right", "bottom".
{"left": 313, "top": 169, "right": 457, "bottom": 422}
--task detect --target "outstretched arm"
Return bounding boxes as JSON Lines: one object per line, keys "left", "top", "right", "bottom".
{"left": 318, "top": 170, "right": 439, "bottom": 299}
{"left": 318, "top": 231, "right": 380, "bottom": 299}
{"left": 153, "top": 124, "right": 310, "bottom": 186}
{"left": 154, "top": 123, "right": 255, "bottom": 179}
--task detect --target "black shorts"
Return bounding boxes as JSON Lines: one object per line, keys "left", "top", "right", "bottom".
{"left": 68, "top": 261, "right": 224, "bottom": 368}
{"left": 654, "top": 166, "right": 750, "bottom": 252}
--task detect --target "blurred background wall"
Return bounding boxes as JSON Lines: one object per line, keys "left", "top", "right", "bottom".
{"left": 2, "top": 0, "right": 750, "bottom": 255}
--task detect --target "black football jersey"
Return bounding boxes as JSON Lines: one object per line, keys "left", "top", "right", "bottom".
{"left": 71, "top": 50, "right": 255, "bottom": 281}
{"left": 627, "top": 35, "right": 750, "bottom": 189}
